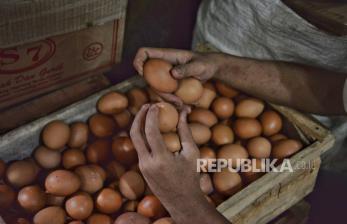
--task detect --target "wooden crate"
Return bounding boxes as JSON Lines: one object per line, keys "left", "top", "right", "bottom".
{"left": 0, "top": 76, "right": 334, "bottom": 224}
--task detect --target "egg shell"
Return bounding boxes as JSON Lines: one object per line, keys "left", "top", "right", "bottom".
{"left": 127, "top": 88, "right": 149, "bottom": 115}
{"left": 153, "top": 217, "right": 175, "bottom": 224}
{"left": 0, "top": 159, "right": 5, "bottom": 179}
{"left": 200, "top": 173, "right": 214, "bottom": 195}
{"left": 189, "top": 123, "right": 212, "bottom": 145}
{"left": 106, "top": 161, "right": 126, "bottom": 181}
{"left": 62, "top": 148, "right": 86, "bottom": 169}
{"left": 34, "top": 146, "right": 61, "bottom": 169}
{"left": 65, "top": 192, "right": 94, "bottom": 220}
{"left": 212, "top": 97, "right": 235, "bottom": 119}
{"left": 89, "top": 114, "right": 116, "bottom": 137}
{"left": 114, "top": 212, "right": 151, "bottom": 224}
{"left": 18, "top": 185, "right": 46, "bottom": 213}
{"left": 272, "top": 139, "right": 303, "bottom": 159}
{"left": 144, "top": 59, "right": 177, "bottom": 92}
{"left": 233, "top": 118, "right": 262, "bottom": 139}
{"left": 33, "top": 206, "right": 66, "bottom": 224}
{"left": 217, "top": 144, "right": 249, "bottom": 168}
{"left": 235, "top": 98, "right": 264, "bottom": 118}
{"left": 68, "top": 122, "right": 89, "bottom": 148}
{"left": 162, "top": 132, "right": 181, "bottom": 153}
{"left": 74, "top": 165, "right": 104, "bottom": 194}
{"left": 123, "top": 200, "right": 139, "bottom": 212}
{"left": 46, "top": 194, "right": 65, "bottom": 207}
{"left": 188, "top": 108, "right": 218, "bottom": 127}
{"left": 119, "top": 171, "right": 145, "bottom": 200}
{"left": 113, "top": 110, "right": 132, "bottom": 128}
{"left": 112, "top": 136, "right": 138, "bottom": 166}
{"left": 87, "top": 213, "right": 112, "bottom": 224}
{"left": 175, "top": 78, "right": 204, "bottom": 104}
{"left": 6, "top": 160, "right": 38, "bottom": 188}
{"left": 215, "top": 81, "right": 238, "bottom": 98}
{"left": 86, "top": 139, "right": 111, "bottom": 164}
{"left": 157, "top": 102, "right": 179, "bottom": 133}
{"left": 68, "top": 221, "right": 84, "bottom": 224}
{"left": 247, "top": 137, "right": 271, "bottom": 159}
{"left": 89, "top": 164, "right": 107, "bottom": 181}
{"left": 213, "top": 168, "right": 242, "bottom": 196}
{"left": 211, "top": 124, "right": 234, "bottom": 146}
{"left": 199, "top": 146, "right": 216, "bottom": 172}
{"left": 45, "top": 170, "right": 80, "bottom": 196}
{"left": 95, "top": 188, "right": 122, "bottom": 214}
{"left": 0, "top": 184, "right": 16, "bottom": 209}
{"left": 42, "top": 120, "right": 70, "bottom": 150}
{"left": 97, "top": 92, "right": 128, "bottom": 114}
{"left": 195, "top": 85, "right": 217, "bottom": 109}
{"left": 269, "top": 133, "right": 287, "bottom": 143}
{"left": 241, "top": 159, "right": 265, "bottom": 184}
{"left": 260, "top": 110, "right": 283, "bottom": 136}
{"left": 147, "top": 88, "right": 164, "bottom": 102}
{"left": 137, "top": 195, "right": 167, "bottom": 219}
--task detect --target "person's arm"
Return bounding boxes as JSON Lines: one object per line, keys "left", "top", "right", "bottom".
{"left": 133, "top": 47, "right": 347, "bottom": 115}
{"left": 130, "top": 104, "right": 230, "bottom": 224}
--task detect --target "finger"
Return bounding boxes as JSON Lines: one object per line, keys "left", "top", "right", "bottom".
{"left": 133, "top": 47, "right": 194, "bottom": 75}
{"left": 177, "top": 106, "right": 199, "bottom": 158}
{"left": 144, "top": 105, "right": 171, "bottom": 157}
{"left": 155, "top": 91, "right": 183, "bottom": 109}
{"left": 130, "top": 104, "right": 151, "bottom": 159}
{"left": 171, "top": 61, "right": 206, "bottom": 80}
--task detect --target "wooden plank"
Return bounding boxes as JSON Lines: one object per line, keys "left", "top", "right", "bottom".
{"left": 0, "top": 75, "right": 110, "bottom": 134}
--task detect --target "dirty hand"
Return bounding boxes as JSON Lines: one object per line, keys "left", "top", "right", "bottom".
{"left": 133, "top": 47, "right": 227, "bottom": 82}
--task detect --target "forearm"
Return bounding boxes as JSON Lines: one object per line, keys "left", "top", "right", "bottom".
{"left": 215, "top": 54, "right": 346, "bottom": 115}
{"left": 161, "top": 191, "right": 230, "bottom": 224}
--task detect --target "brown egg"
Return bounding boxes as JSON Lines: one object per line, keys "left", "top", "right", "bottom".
{"left": 34, "top": 206, "right": 66, "bottom": 224}
{"left": 68, "top": 122, "right": 89, "bottom": 148}
{"left": 97, "top": 91, "right": 128, "bottom": 114}
{"left": 127, "top": 88, "right": 149, "bottom": 115}
{"left": 15, "top": 218, "right": 31, "bottom": 224}
{"left": 89, "top": 164, "right": 107, "bottom": 181}
{"left": 235, "top": 98, "right": 264, "bottom": 118}
{"left": 112, "top": 136, "right": 138, "bottom": 166}
{"left": 46, "top": 194, "right": 65, "bottom": 206}
{"left": 242, "top": 159, "right": 265, "bottom": 184}
{"left": 34, "top": 146, "right": 61, "bottom": 169}
{"left": 188, "top": 108, "right": 218, "bottom": 127}
{"left": 95, "top": 188, "right": 122, "bottom": 214}
{"left": 87, "top": 213, "right": 112, "bottom": 224}
{"left": 119, "top": 171, "right": 145, "bottom": 200}
{"left": 123, "top": 200, "right": 139, "bottom": 212}
{"left": 18, "top": 185, "right": 46, "bottom": 213}
{"left": 213, "top": 168, "right": 242, "bottom": 196}
{"left": 62, "top": 149, "right": 86, "bottom": 169}
{"left": 195, "top": 83, "right": 217, "bottom": 109}
{"left": 189, "top": 123, "right": 211, "bottom": 145}
{"left": 114, "top": 212, "right": 151, "bottom": 224}
{"left": 113, "top": 110, "right": 132, "bottom": 128}
{"left": 212, "top": 97, "right": 235, "bottom": 119}
{"left": 260, "top": 110, "right": 283, "bottom": 136}
{"left": 86, "top": 139, "right": 111, "bottom": 164}
{"left": 65, "top": 193, "right": 93, "bottom": 220}
{"left": 272, "top": 139, "right": 303, "bottom": 159}
{"left": 200, "top": 173, "right": 214, "bottom": 195}
{"left": 157, "top": 102, "right": 179, "bottom": 133}
{"left": 144, "top": 59, "right": 177, "bottom": 93}
{"left": 162, "top": 132, "right": 181, "bottom": 153}
{"left": 45, "top": 170, "right": 80, "bottom": 196}
{"left": 42, "top": 120, "right": 70, "bottom": 150}
{"left": 0, "top": 184, "right": 16, "bottom": 209}
{"left": 68, "top": 221, "right": 84, "bottom": 224}
{"left": 175, "top": 78, "right": 204, "bottom": 104}
{"left": 89, "top": 114, "right": 116, "bottom": 137}
{"left": 147, "top": 88, "right": 164, "bottom": 102}
{"left": 211, "top": 124, "right": 234, "bottom": 146}
{"left": 0, "top": 159, "right": 5, "bottom": 179}
{"left": 215, "top": 81, "right": 238, "bottom": 98}
{"left": 153, "top": 217, "right": 175, "bottom": 224}
{"left": 269, "top": 133, "right": 287, "bottom": 143}
{"left": 106, "top": 161, "right": 126, "bottom": 181}
{"left": 74, "top": 165, "right": 104, "bottom": 194}
{"left": 217, "top": 144, "right": 249, "bottom": 168}
{"left": 247, "top": 137, "right": 271, "bottom": 159}
{"left": 233, "top": 118, "right": 262, "bottom": 139}
{"left": 137, "top": 195, "right": 166, "bottom": 219}
{"left": 199, "top": 146, "right": 216, "bottom": 172}
{"left": 6, "top": 160, "right": 38, "bottom": 188}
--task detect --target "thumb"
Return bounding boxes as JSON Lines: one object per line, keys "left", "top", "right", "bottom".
{"left": 171, "top": 62, "right": 204, "bottom": 79}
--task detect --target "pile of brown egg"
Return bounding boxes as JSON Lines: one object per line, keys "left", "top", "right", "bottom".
{"left": 0, "top": 59, "right": 303, "bottom": 224}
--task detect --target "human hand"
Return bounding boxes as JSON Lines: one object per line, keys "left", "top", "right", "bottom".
{"left": 133, "top": 47, "right": 227, "bottom": 82}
